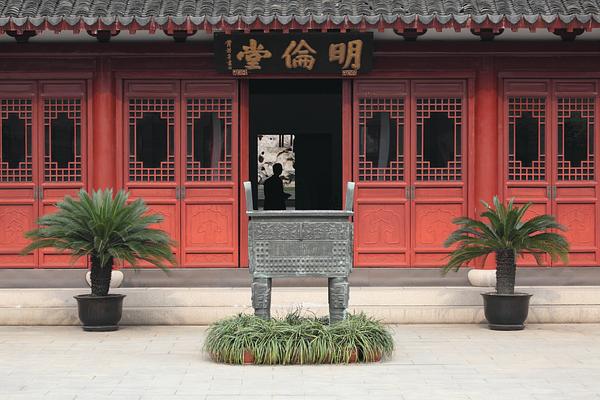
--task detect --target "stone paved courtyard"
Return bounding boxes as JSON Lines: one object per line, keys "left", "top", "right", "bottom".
{"left": 1, "top": 324, "right": 600, "bottom": 400}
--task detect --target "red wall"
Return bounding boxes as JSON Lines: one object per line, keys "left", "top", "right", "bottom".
{"left": 0, "top": 40, "right": 598, "bottom": 268}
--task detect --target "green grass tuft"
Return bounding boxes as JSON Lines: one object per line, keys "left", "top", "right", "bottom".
{"left": 204, "top": 312, "right": 394, "bottom": 365}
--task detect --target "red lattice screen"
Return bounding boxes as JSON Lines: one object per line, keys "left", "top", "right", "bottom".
{"left": 128, "top": 98, "right": 175, "bottom": 182}
{"left": 358, "top": 97, "right": 404, "bottom": 181}
{"left": 44, "top": 98, "right": 82, "bottom": 182}
{"left": 186, "top": 98, "right": 232, "bottom": 182}
{"left": 415, "top": 98, "right": 462, "bottom": 181}
{"left": 508, "top": 97, "right": 546, "bottom": 181}
{"left": 557, "top": 97, "right": 595, "bottom": 181}
{"left": 0, "top": 99, "right": 32, "bottom": 183}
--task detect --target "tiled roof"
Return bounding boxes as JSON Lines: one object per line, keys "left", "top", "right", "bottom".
{"left": 0, "top": 0, "right": 599, "bottom": 33}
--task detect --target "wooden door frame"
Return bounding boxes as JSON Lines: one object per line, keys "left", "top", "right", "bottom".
{"left": 351, "top": 75, "right": 474, "bottom": 267}
{"left": 120, "top": 79, "right": 182, "bottom": 265}
{"left": 0, "top": 75, "right": 92, "bottom": 268}
{"left": 38, "top": 79, "right": 91, "bottom": 268}
{"left": 180, "top": 80, "right": 239, "bottom": 267}
{"left": 352, "top": 79, "right": 411, "bottom": 267}
{"left": 500, "top": 79, "right": 553, "bottom": 266}
{"left": 0, "top": 80, "right": 38, "bottom": 268}
{"left": 552, "top": 79, "right": 599, "bottom": 266}
{"left": 410, "top": 79, "right": 471, "bottom": 267}
{"left": 116, "top": 76, "right": 240, "bottom": 267}
{"left": 499, "top": 74, "right": 600, "bottom": 267}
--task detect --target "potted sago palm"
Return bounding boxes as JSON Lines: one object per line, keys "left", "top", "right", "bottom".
{"left": 443, "top": 197, "right": 569, "bottom": 330}
{"left": 22, "top": 189, "right": 175, "bottom": 331}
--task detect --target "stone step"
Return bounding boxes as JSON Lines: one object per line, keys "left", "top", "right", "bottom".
{"left": 1, "top": 286, "right": 600, "bottom": 325}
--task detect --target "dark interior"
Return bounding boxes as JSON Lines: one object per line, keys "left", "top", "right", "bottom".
{"left": 2, "top": 113, "right": 26, "bottom": 168}
{"left": 423, "top": 112, "right": 455, "bottom": 168}
{"left": 563, "top": 112, "right": 588, "bottom": 166}
{"left": 135, "top": 112, "right": 167, "bottom": 168}
{"left": 249, "top": 79, "right": 342, "bottom": 210}
{"left": 49, "top": 112, "right": 76, "bottom": 168}
{"left": 515, "top": 111, "right": 541, "bottom": 167}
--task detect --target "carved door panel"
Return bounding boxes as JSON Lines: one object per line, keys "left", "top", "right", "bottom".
{"left": 0, "top": 83, "right": 37, "bottom": 267}
{"left": 124, "top": 81, "right": 181, "bottom": 265}
{"left": 181, "top": 81, "right": 238, "bottom": 267}
{"left": 38, "top": 82, "right": 89, "bottom": 267}
{"left": 410, "top": 82, "right": 467, "bottom": 267}
{"left": 353, "top": 81, "right": 410, "bottom": 267}
{"left": 503, "top": 81, "right": 552, "bottom": 266}
{"left": 552, "top": 82, "right": 599, "bottom": 266}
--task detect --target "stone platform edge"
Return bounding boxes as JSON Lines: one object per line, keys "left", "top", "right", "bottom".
{"left": 1, "top": 286, "right": 599, "bottom": 325}
{"left": 3, "top": 267, "right": 600, "bottom": 288}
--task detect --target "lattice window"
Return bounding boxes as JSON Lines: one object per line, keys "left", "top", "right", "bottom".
{"left": 128, "top": 98, "right": 175, "bottom": 182}
{"left": 508, "top": 97, "right": 546, "bottom": 181}
{"left": 0, "top": 99, "right": 32, "bottom": 183}
{"left": 186, "top": 98, "right": 233, "bottom": 182}
{"left": 358, "top": 97, "right": 404, "bottom": 181}
{"left": 44, "top": 98, "right": 82, "bottom": 182}
{"left": 416, "top": 98, "right": 462, "bottom": 181}
{"left": 557, "top": 97, "right": 595, "bottom": 181}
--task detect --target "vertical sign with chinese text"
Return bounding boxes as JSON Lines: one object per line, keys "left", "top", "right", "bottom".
{"left": 214, "top": 32, "right": 373, "bottom": 76}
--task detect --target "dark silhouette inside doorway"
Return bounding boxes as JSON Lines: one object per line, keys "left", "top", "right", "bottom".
{"left": 250, "top": 80, "right": 342, "bottom": 210}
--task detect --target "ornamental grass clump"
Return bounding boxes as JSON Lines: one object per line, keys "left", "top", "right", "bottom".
{"left": 204, "top": 312, "right": 394, "bottom": 365}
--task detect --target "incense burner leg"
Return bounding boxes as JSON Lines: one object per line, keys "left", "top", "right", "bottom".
{"left": 251, "top": 277, "right": 272, "bottom": 319}
{"left": 328, "top": 277, "right": 349, "bottom": 324}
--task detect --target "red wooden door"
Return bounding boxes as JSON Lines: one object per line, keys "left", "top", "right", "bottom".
{"left": 503, "top": 80, "right": 552, "bottom": 265}
{"left": 124, "top": 80, "right": 181, "bottom": 264}
{"left": 503, "top": 79, "right": 599, "bottom": 266}
{"left": 552, "top": 81, "right": 599, "bottom": 266}
{"left": 123, "top": 80, "right": 238, "bottom": 267}
{"left": 353, "top": 81, "right": 410, "bottom": 267}
{"left": 38, "top": 81, "right": 89, "bottom": 267}
{"left": 353, "top": 80, "right": 468, "bottom": 267}
{"left": 181, "top": 81, "right": 238, "bottom": 267}
{"left": 0, "top": 82, "right": 37, "bottom": 267}
{"left": 411, "top": 81, "right": 468, "bottom": 266}
{"left": 0, "top": 80, "right": 88, "bottom": 268}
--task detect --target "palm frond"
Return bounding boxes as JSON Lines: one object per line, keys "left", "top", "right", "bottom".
{"left": 22, "top": 189, "right": 176, "bottom": 269}
{"left": 443, "top": 196, "right": 569, "bottom": 272}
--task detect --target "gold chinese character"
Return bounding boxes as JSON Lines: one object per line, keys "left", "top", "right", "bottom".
{"left": 282, "top": 40, "right": 317, "bottom": 70}
{"left": 236, "top": 39, "right": 272, "bottom": 70}
{"left": 329, "top": 39, "right": 363, "bottom": 70}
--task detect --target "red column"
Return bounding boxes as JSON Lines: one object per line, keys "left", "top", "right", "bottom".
{"left": 475, "top": 56, "right": 499, "bottom": 268}
{"left": 239, "top": 80, "right": 250, "bottom": 267}
{"left": 92, "top": 56, "right": 115, "bottom": 191}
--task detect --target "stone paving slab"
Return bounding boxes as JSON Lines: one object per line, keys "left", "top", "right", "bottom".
{"left": 1, "top": 324, "right": 600, "bottom": 399}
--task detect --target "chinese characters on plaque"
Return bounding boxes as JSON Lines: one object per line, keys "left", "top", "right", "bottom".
{"left": 215, "top": 33, "right": 372, "bottom": 76}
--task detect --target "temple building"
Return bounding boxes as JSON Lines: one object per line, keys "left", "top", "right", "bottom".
{"left": 0, "top": 0, "right": 599, "bottom": 276}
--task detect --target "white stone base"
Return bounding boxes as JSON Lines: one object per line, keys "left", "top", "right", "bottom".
{"left": 84, "top": 270, "right": 124, "bottom": 288}
{"left": 468, "top": 269, "right": 497, "bottom": 287}
{"left": 1, "top": 286, "right": 600, "bottom": 325}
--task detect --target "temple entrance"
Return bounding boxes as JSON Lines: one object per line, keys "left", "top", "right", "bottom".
{"left": 249, "top": 80, "right": 343, "bottom": 210}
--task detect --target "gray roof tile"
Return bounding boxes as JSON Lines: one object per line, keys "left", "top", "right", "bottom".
{"left": 0, "top": 0, "right": 598, "bottom": 31}
{"left": 1, "top": 0, "right": 598, "bottom": 18}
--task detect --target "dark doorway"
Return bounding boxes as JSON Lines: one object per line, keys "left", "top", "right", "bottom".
{"left": 250, "top": 80, "right": 342, "bottom": 210}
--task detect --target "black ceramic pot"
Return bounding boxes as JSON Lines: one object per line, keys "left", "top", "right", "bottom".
{"left": 481, "top": 292, "right": 532, "bottom": 331}
{"left": 74, "top": 294, "right": 126, "bottom": 331}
